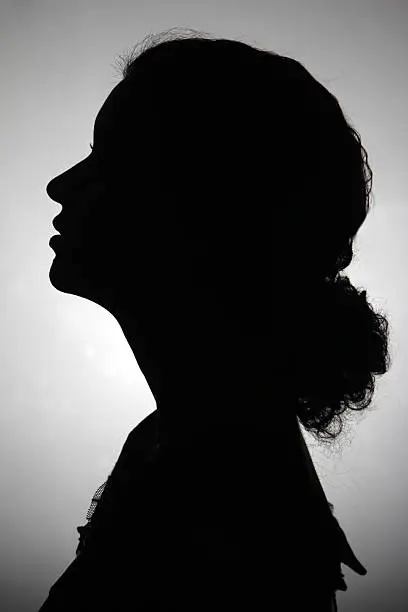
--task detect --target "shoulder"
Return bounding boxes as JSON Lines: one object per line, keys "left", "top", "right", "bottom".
{"left": 117, "top": 410, "right": 159, "bottom": 467}
{"left": 90, "top": 410, "right": 159, "bottom": 511}
{"left": 125, "top": 409, "right": 159, "bottom": 446}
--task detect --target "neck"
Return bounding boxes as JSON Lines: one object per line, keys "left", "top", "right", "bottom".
{"left": 114, "top": 301, "right": 298, "bottom": 449}
{"left": 155, "top": 374, "right": 298, "bottom": 452}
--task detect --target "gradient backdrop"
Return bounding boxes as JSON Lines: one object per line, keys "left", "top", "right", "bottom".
{"left": 1, "top": 1, "right": 407, "bottom": 610}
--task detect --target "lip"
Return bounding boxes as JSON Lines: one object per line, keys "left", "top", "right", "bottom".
{"left": 52, "top": 214, "right": 77, "bottom": 235}
{"left": 49, "top": 234, "right": 66, "bottom": 249}
{"left": 52, "top": 215, "right": 61, "bottom": 233}
{"left": 52, "top": 215, "right": 65, "bottom": 234}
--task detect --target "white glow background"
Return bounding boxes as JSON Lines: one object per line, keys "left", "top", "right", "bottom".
{"left": 1, "top": 1, "right": 407, "bottom": 610}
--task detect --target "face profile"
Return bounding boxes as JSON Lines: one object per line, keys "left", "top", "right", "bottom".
{"left": 47, "top": 78, "right": 191, "bottom": 335}
{"left": 46, "top": 76, "right": 262, "bottom": 434}
{"left": 48, "top": 82, "right": 143, "bottom": 310}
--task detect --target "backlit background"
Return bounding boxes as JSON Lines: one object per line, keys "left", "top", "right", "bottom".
{"left": 1, "top": 1, "right": 406, "bottom": 610}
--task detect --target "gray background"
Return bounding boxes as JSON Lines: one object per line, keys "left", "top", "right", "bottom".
{"left": 1, "top": 1, "right": 406, "bottom": 610}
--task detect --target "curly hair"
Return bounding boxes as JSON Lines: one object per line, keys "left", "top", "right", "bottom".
{"left": 111, "top": 27, "right": 392, "bottom": 447}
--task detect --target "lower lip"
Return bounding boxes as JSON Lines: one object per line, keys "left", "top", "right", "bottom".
{"left": 49, "top": 234, "right": 66, "bottom": 249}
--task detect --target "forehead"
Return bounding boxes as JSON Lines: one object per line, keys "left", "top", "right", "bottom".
{"left": 92, "top": 75, "right": 163, "bottom": 192}
{"left": 93, "top": 73, "right": 158, "bottom": 149}
{"left": 94, "top": 80, "right": 130, "bottom": 137}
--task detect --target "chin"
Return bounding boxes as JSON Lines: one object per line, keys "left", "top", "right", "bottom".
{"left": 49, "top": 259, "right": 115, "bottom": 316}
{"left": 49, "top": 257, "right": 89, "bottom": 298}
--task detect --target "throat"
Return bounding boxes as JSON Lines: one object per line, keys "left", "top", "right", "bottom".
{"left": 156, "top": 390, "right": 298, "bottom": 456}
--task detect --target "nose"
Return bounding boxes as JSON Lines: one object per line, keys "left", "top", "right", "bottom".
{"left": 46, "top": 169, "right": 73, "bottom": 204}
{"left": 47, "top": 169, "right": 105, "bottom": 206}
{"left": 46, "top": 156, "right": 90, "bottom": 203}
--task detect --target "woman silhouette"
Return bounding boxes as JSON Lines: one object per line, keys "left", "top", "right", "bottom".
{"left": 40, "top": 28, "right": 390, "bottom": 611}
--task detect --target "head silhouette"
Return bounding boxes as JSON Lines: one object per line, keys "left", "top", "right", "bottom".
{"left": 46, "top": 30, "right": 391, "bottom": 446}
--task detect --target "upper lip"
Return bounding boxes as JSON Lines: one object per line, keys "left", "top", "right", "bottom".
{"left": 52, "top": 214, "right": 72, "bottom": 235}
{"left": 52, "top": 220, "right": 61, "bottom": 233}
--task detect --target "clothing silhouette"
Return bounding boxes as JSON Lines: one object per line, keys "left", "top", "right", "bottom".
{"left": 39, "top": 409, "right": 367, "bottom": 611}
